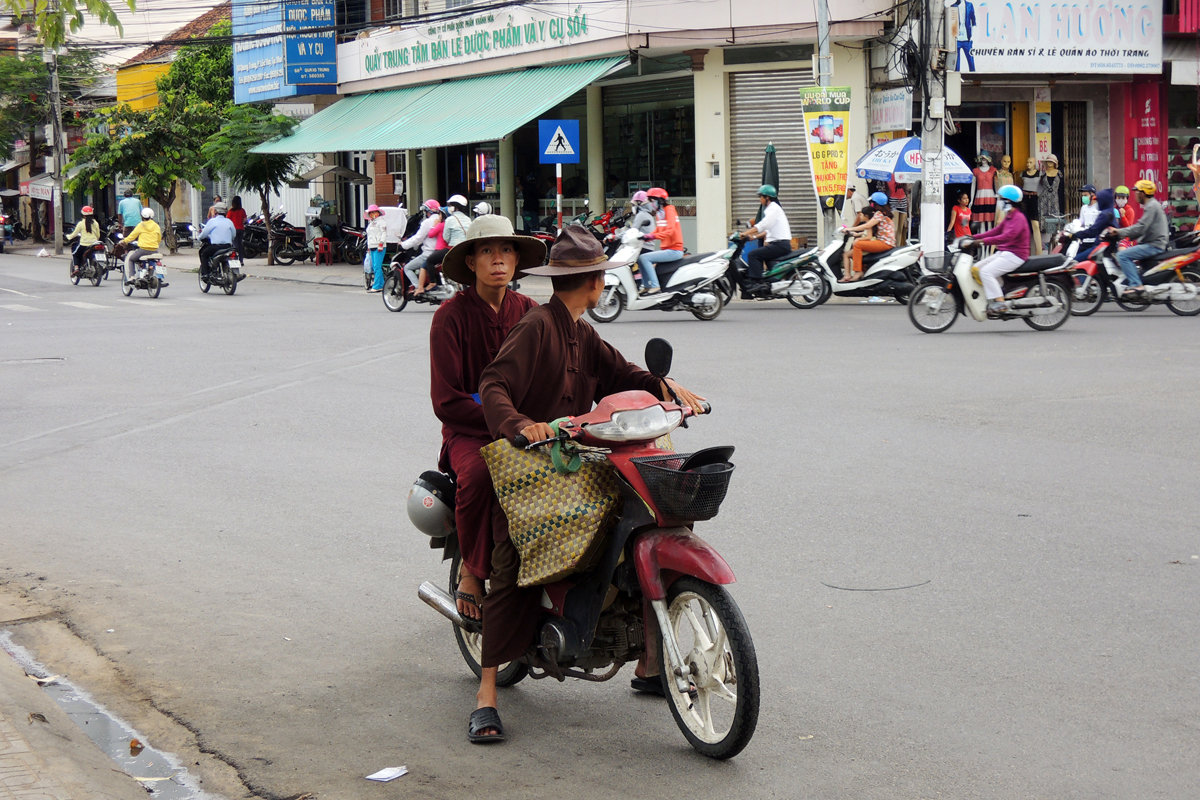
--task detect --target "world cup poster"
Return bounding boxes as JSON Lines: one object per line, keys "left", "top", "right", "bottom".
{"left": 798, "top": 86, "right": 852, "bottom": 210}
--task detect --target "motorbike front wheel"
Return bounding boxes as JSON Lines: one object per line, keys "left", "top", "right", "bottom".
{"left": 448, "top": 552, "right": 528, "bottom": 687}
{"left": 587, "top": 285, "right": 624, "bottom": 323}
{"left": 199, "top": 268, "right": 212, "bottom": 293}
{"left": 907, "top": 282, "right": 960, "bottom": 333}
{"left": 1166, "top": 269, "right": 1200, "bottom": 317}
{"left": 785, "top": 268, "right": 825, "bottom": 309}
{"left": 1023, "top": 281, "right": 1070, "bottom": 331}
{"left": 658, "top": 577, "right": 758, "bottom": 760}
{"left": 382, "top": 274, "right": 408, "bottom": 312}
{"left": 1070, "top": 274, "right": 1105, "bottom": 316}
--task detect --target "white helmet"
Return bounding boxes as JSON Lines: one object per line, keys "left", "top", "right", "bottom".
{"left": 140, "top": 207, "right": 154, "bottom": 219}
{"left": 406, "top": 471, "right": 456, "bottom": 538}
{"left": 472, "top": 201, "right": 491, "bottom": 216}
{"left": 446, "top": 193, "right": 468, "bottom": 209}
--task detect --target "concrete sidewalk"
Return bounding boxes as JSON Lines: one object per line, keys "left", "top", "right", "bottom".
{"left": 0, "top": 602, "right": 150, "bottom": 800}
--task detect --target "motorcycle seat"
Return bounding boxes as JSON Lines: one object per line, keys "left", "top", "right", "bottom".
{"left": 860, "top": 248, "right": 893, "bottom": 266}
{"left": 1012, "top": 254, "right": 1066, "bottom": 273}
{"left": 765, "top": 249, "right": 806, "bottom": 267}
{"left": 1141, "top": 247, "right": 1195, "bottom": 264}
{"left": 665, "top": 252, "right": 710, "bottom": 269}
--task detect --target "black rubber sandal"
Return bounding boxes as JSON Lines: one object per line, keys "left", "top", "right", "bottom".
{"left": 468, "top": 707, "right": 506, "bottom": 744}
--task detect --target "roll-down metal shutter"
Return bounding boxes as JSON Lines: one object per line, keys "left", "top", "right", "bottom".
{"left": 729, "top": 69, "right": 817, "bottom": 243}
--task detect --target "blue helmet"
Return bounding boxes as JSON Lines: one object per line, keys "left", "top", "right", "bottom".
{"left": 869, "top": 191, "right": 888, "bottom": 207}
{"left": 997, "top": 184, "right": 1022, "bottom": 204}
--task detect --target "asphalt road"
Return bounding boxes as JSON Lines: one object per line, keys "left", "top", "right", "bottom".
{"left": 2, "top": 253, "right": 1198, "bottom": 800}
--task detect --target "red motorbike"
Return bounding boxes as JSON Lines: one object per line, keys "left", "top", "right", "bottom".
{"left": 412, "top": 339, "right": 758, "bottom": 758}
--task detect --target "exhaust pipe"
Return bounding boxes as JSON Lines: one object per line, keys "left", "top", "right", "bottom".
{"left": 689, "top": 291, "right": 718, "bottom": 311}
{"left": 418, "top": 581, "right": 469, "bottom": 629}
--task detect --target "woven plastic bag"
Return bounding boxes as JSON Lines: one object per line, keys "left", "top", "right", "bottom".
{"left": 480, "top": 438, "right": 618, "bottom": 587}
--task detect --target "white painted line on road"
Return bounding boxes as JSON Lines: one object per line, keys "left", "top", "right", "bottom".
{"left": 0, "top": 287, "right": 34, "bottom": 297}
{"left": 1, "top": 303, "right": 38, "bottom": 312}
{"left": 60, "top": 301, "right": 111, "bottom": 310}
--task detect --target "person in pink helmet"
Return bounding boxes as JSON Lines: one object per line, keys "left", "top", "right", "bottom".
{"left": 364, "top": 204, "right": 387, "bottom": 292}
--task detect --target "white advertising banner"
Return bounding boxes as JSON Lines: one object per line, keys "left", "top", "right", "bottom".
{"left": 869, "top": 87, "right": 913, "bottom": 134}
{"left": 949, "top": 0, "right": 1162, "bottom": 74}
{"left": 339, "top": 2, "right": 608, "bottom": 84}
{"left": 29, "top": 179, "right": 53, "bottom": 202}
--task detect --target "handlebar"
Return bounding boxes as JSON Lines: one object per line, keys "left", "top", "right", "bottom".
{"left": 509, "top": 399, "right": 711, "bottom": 450}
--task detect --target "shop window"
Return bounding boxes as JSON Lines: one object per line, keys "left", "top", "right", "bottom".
{"left": 724, "top": 44, "right": 814, "bottom": 65}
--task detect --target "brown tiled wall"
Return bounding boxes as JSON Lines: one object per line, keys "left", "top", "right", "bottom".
{"left": 373, "top": 154, "right": 400, "bottom": 206}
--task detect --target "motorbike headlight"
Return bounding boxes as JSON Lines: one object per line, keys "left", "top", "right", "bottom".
{"left": 583, "top": 405, "right": 682, "bottom": 442}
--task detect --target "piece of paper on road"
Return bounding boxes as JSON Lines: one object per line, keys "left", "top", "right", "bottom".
{"left": 365, "top": 766, "right": 408, "bottom": 782}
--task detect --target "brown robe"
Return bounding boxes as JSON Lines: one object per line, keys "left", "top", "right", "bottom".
{"left": 476, "top": 295, "right": 663, "bottom": 666}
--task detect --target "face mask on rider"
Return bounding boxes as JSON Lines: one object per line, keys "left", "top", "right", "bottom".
{"left": 1081, "top": 195, "right": 1092, "bottom": 205}
{"left": 1116, "top": 198, "right": 1128, "bottom": 208}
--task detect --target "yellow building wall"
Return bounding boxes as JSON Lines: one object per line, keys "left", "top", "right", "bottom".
{"left": 116, "top": 64, "right": 170, "bottom": 110}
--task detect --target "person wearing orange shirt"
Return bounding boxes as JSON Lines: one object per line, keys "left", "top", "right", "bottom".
{"left": 635, "top": 187, "right": 684, "bottom": 295}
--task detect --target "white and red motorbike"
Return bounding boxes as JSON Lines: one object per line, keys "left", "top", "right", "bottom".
{"left": 794, "top": 226, "right": 922, "bottom": 306}
{"left": 411, "top": 339, "right": 759, "bottom": 758}
{"left": 588, "top": 228, "right": 728, "bottom": 322}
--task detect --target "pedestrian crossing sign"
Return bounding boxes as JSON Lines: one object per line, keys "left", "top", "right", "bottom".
{"left": 539, "top": 119, "right": 580, "bottom": 164}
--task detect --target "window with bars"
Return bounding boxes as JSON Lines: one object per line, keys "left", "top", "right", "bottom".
{"left": 383, "top": 0, "right": 404, "bottom": 19}
{"left": 386, "top": 151, "right": 406, "bottom": 175}
{"left": 446, "top": 0, "right": 474, "bottom": 8}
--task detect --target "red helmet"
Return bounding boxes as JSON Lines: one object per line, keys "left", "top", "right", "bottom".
{"left": 647, "top": 187, "right": 669, "bottom": 200}
{"left": 81, "top": 205, "right": 94, "bottom": 215}
{"left": 421, "top": 198, "right": 441, "bottom": 213}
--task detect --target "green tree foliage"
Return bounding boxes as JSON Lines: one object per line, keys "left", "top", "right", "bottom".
{"left": 156, "top": 18, "right": 233, "bottom": 113}
{"left": 0, "top": 48, "right": 99, "bottom": 160}
{"left": 201, "top": 105, "right": 299, "bottom": 265}
{"left": 2, "top": 0, "right": 134, "bottom": 49}
{"left": 67, "top": 101, "right": 220, "bottom": 252}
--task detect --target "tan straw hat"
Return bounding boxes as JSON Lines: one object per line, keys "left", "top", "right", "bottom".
{"left": 441, "top": 214, "right": 547, "bottom": 285}
{"left": 522, "top": 223, "right": 632, "bottom": 277}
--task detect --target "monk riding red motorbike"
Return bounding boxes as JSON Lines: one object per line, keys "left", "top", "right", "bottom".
{"left": 411, "top": 339, "right": 758, "bottom": 759}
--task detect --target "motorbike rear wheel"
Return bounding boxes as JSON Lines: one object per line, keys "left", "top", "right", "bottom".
{"left": 690, "top": 289, "right": 724, "bottom": 321}
{"left": 1023, "top": 281, "right": 1070, "bottom": 331}
{"left": 448, "top": 552, "right": 528, "bottom": 687}
{"left": 658, "top": 577, "right": 758, "bottom": 760}
{"left": 221, "top": 264, "right": 237, "bottom": 296}
{"left": 907, "top": 281, "right": 960, "bottom": 333}
{"left": 1070, "top": 274, "right": 1105, "bottom": 316}
{"left": 146, "top": 275, "right": 161, "bottom": 299}
{"left": 785, "top": 268, "right": 825, "bottom": 309}
{"left": 587, "top": 285, "right": 624, "bottom": 323}
{"left": 382, "top": 274, "right": 408, "bottom": 312}
{"left": 1166, "top": 269, "right": 1200, "bottom": 317}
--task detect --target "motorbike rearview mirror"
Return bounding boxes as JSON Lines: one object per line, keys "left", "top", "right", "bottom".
{"left": 645, "top": 338, "right": 673, "bottom": 378}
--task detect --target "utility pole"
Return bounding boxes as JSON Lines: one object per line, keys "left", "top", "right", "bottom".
{"left": 816, "top": 0, "right": 834, "bottom": 242}
{"left": 919, "top": 0, "right": 949, "bottom": 269}
{"left": 49, "top": 43, "right": 64, "bottom": 255}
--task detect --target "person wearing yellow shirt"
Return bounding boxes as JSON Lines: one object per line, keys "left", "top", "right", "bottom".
{"left": 123, "top": 207, "right": 161, "bottom": 285}
{"left": 67, "top": 205, "right": 101, "bottom": 275}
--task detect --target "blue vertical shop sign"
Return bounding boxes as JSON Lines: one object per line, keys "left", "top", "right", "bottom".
{"left": 232, "top": 0, "right": 337, "bottom": 104}
{"left": 283, "top": 1, "right": 337, "bottom": 86}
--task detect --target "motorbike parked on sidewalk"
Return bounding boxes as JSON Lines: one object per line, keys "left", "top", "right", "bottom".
{"left": 68, "top": 239, "right": 106, "bottom": 286}
{"left": 198, "top": 244, "right": 245, "bottom": 295}
{"left": 1069, "top": 231, "right": 1200, "bottom": 317}
{"left": 121, "top": 253, "right": 168, "bottom": 299}
{"left": 412, "top": 339, "right": 758, "bottom": 759}
{"left": 907, "top": 237, "right": 1074, "bottom": 332}
{"left": 587, "top": 228, "right": 726, "bottom": 322}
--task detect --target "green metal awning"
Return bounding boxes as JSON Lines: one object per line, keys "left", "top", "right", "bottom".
{"left": 253, "top": 57, "right": 625, "bottom": 154}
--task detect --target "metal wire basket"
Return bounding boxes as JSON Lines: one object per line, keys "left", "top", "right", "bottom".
{"left": 632, "top": 452, "right": 734, "bottom": 521}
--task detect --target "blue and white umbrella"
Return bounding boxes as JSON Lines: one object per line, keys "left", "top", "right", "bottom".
{"left": 854, "top": 137, "right": 972, "bottom": 184}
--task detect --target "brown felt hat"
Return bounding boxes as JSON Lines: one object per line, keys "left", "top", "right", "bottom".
{"left": 441, "top": 215, "right": 547, "bottom": 286}
{"left": 522, "top": 223, "right": 632, "bottom": 276}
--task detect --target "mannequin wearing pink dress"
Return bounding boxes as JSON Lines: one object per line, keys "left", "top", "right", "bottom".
{"left": 970, "top": 153, "right": 997, "bottom": 232}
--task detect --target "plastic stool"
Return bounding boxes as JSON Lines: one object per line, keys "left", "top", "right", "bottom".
{"left": 313, "top": 237, "right": 333, "bottom": 265}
